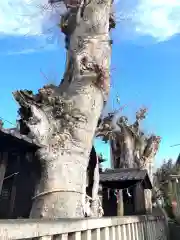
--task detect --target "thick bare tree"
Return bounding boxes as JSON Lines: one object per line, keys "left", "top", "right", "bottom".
{"left": 96, "top": 108, "right": 160, "bottom": 171}
{"left": 13, "top": 0, "right": 115, "bottom": 218}
{"left": 96, "top": 108, "right": 161, "bottom": 212}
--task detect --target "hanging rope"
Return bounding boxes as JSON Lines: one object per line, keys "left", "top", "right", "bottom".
{"left": 105, "top": 179, "right": 145, "bottom": 202}
{"left": 32, "top": 189, "right": 84, "bottom": 200}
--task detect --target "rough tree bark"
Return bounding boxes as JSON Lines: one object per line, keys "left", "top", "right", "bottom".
{"left": 13, "top": 0, "right": 114, "bottom": 218}
{"left": 96, "top": 109, "right": 160, "bottom": 170}
{"left": 96, "top": 108, "right": 161, "bottom": 213}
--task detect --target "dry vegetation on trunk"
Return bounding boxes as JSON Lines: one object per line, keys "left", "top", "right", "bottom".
{"left": 13, "top": 0, "right": 114, "bottom": 218}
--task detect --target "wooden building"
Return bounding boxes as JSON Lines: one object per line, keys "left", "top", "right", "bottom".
{"left": 100, "top": 168, "right": 152, "bottom": 216}
{"left": 0, "top": 128, "right": 41, "bottom": 219}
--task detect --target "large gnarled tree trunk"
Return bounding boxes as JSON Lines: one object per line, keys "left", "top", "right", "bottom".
{"left": 13, "top": 0, "right": 114, "bottom": 218}
{"left": 96, "top": 108, "right": 161, "bottom": 213}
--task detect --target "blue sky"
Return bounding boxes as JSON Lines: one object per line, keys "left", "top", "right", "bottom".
{"left": 0, "top": 0, "right": 180, "bottom": 169}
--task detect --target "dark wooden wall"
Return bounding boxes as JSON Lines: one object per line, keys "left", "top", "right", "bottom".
{"left": 13, "top": 155, "right": 39, "bottom": 218}
{"left": 123, "top": 188, "right": 134, "bottom": 215}
{"left": 102, "top": 186, "right": 144, "bottom": 217}
{"left": 0, "top": 151, "right": 40, "bottom": 219}
{"left": 102, "top": 188, "right": 117, "bottom": 216}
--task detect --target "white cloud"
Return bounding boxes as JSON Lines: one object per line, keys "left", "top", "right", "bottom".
{"left": 133, "top": 0, "right": 180, "bottom": 41}
{"left": 114, "top": 0, "right": 180, "bottom": 42}
{"left": 0, "top": 0, "right": 66, "bottom": 53}
{"left": 0, "top": 0, "right": 65, "bottom": 36}
{"left": 0, "top": 0, "right": 180, "bottom": 51}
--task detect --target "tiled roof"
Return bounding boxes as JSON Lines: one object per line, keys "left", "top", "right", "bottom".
{"left": 0, "top": 128, "right": 42, "bottom": 148}
{"left": 100, "top": 168, "right": 148, "bottom": 182}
